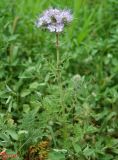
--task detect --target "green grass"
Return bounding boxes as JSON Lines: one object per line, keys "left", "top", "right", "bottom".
{"left": 0, "top": 0, "right": 118, "bottom": 160}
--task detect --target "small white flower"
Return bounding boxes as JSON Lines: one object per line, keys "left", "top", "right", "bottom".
{"left": 61, "top": 10, "right": 73, "bottom": 22}
{"left": 47, "top": 25, "right": 56, "bottom": 32}
{"left": 56, "top": 23, "right": 64, "bottom": 32}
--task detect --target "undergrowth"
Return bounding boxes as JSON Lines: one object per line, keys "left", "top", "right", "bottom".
{"left": 0, "top": 0, "right": 118, "bottom": 160}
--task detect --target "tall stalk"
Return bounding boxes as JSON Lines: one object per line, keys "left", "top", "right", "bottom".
{"left": 56, "top": 33, "right": 60, "bottom": 83}
{"left": 55, "top": 33, "right": 66, "bottom": 118}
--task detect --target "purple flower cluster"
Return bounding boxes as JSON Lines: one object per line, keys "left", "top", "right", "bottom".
{"left": 36, "top": 8, "right": 73, "bottom": 32}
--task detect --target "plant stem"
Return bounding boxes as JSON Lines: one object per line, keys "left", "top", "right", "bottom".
{"left": 56, "top": 32, "right": 59, "bottom": 78}
{"left": 56, "top": 33, "right": 65, "bottom": 116}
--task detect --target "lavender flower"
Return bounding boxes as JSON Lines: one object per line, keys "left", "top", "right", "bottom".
{"left": 36, "top": 8, "right": 73, "bottom": 32}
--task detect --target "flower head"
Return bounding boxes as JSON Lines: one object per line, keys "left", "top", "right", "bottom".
{"left": 36, "top": 8, "right": 73, "bottom": 32}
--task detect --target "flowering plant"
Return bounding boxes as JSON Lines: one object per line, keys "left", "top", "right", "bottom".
{"left": 36, "top": 8, "right": 73, "bottom": 32}
{"left": 36, "top": 8, "right": 73, "bottom": 78}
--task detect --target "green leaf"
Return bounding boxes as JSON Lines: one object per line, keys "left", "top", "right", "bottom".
{"left": 23, "top": 104, "right": 30, "bottom": 113}
{"left": 48, "top": 151, "right": 65, "bottom": 160}
{"left": 6, "top": 130, "right": 18, "bottom": 141}
{"left": 20, "top": 89, "right": 31, "bottom": 97}
{"left": 29, "top": 82, "right": 39, "bottom": 89}
{"left": 72, "top": 143, "right": 82, "bottom": 153}
{"left": 0, "top": 133, "right": 10, "bottom": 142}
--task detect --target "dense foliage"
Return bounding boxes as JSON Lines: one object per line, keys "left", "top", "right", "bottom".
{"left": 0, "top": 0, "right": 118, "bottom": 159}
